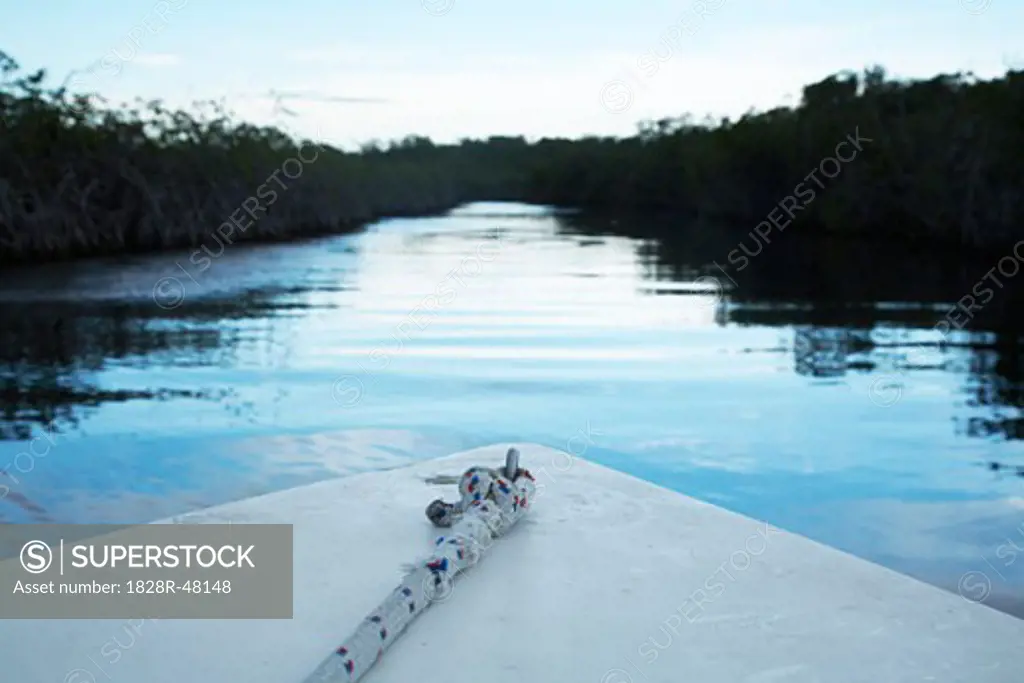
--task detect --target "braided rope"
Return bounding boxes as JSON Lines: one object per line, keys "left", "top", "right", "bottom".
{"left": 302, "top": 452, "right": 536, "bottom": 683}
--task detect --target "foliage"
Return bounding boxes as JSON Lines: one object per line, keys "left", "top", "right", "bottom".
{"left": 527, "top": 66, "right": 1024, "bottom": 248}
{"left": 3, "top": 50, "right": 1023, "bottom": 265}
{"left": 0, "top": 51, "right": 524, "bottom": 265}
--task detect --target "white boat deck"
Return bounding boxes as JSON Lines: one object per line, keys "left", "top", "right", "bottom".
{"left": 3, "top": 444, "right": 1022, "bottom": 683}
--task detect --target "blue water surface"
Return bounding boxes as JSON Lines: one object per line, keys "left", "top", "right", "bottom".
{"left": 1, "top": 202, "right": 1022, "bottom": 614}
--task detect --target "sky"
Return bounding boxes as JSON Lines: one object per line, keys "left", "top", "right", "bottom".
{"left": 5, "top": 0, "right": 1023, "bottom": 148}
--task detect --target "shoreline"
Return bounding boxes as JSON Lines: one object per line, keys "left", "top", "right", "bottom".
{"left": 5, "top": 201, "right": 1020, "bottom": 273}
{"left": 4, "top": 54, "right": 1023, "bottom": 268}
{"left": 0, "top": 203, "right": 465, "bottom": 271}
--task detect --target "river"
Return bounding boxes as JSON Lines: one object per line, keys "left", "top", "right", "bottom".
{"left": 1, "top": 202, "right": 1022, "bottom": 616}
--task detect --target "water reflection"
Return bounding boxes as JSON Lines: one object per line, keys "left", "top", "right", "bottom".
{"left": 0, "top": 291, "right": 323, "bottom": 440}
{"left": 0, "top": 202, "right": 1022, "bottom": 615}
{"left": 562, "top": 210, "right": 1024, "bottom": 440}
{"left": 1, "top": 206, "right": 1021, "bottom": 450}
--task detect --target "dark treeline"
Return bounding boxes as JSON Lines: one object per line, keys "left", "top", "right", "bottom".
{"left": 0, "top": 51, "right": 527, "bottom": 266}
{"left": 530, "top": 66, "right": 1024, "bottom": 249}
{"left": 2, "top": 49, "right": 1023, "bottom": 266}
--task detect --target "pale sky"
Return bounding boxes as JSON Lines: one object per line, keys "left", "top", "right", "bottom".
{"left": 7, "top": 0, "right": 1023, "bottom": 148}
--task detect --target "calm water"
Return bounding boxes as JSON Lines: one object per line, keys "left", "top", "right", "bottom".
{"left": 1, "top": 202, "right": 1022, "bottom": 615}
